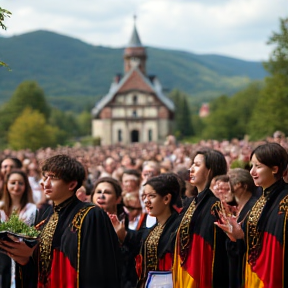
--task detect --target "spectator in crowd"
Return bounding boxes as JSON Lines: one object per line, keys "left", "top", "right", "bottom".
{"left": 139, "top": 161, "right": 161, "bottom": 222}
{"left": 98, "top": 156, "right": 117, "bottom": 179}
{"left": 76, "top": 185, "right": 90, "bottom": 202}
{"left": 211, "top": 174, "right": 233, "bottom": 203}
{"left": 121, "top": 169, "right": 150, "bottom": 230}
{"left": 0, "top": 157, "right": 23, "bottom": 200}
{"left": 219, "top": 168, "right": 259, "bottom": 288}
{"left": 175, "top": 165, "right": 197, "bottom": 199}
{"left": 91, "top": 176, "right": 127, "bottom": 223}
{"left": 91, "top": 176, "right": 133, "bottom": 288}
{"left": 26, "top": 160, "right": 45, "bottom": 206}
{"left": 0, "top": 169, "right": 37, "bottom": 288}
{"left": 273, "top": 130, "right": 285, "bottom": 144}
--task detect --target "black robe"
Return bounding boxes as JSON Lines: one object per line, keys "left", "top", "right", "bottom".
{"left": 123, "top": 211, "right": 181, "bottom": 287}
{"left": 226, "top": 195, "right": 258, "bottom": 288}
{"left": 18, "top": 195, "right": 122, "bottom": 288}
{"left": 242, "top": 179, "right": 288, "bottom": 288}
{"left": 173, "top": 188, "right": 230, "bottom": 288}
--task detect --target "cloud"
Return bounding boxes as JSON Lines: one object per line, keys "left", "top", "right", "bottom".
{"left": 1, "top": 0, "right": 286, "bottom": 60}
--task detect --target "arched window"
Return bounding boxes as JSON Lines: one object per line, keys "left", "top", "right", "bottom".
{"left": 131, "top": 130, "right": 139, "bottom": 142}
{"left": 118, "top": 129, "right": 122, "bottom": 142}
{"left": 133, "top": 95, "right": 138, "bottom": 104}
{"left": 148, "top": 129, "right": 153, "bottom": 142}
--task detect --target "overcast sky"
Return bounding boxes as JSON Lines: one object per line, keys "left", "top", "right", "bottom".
{"left": 1, "top": 0, "right": 287, "bottom": 61}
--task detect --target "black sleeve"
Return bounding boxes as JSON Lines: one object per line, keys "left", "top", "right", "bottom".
{"left": 79, "top": 206, "right": 123, "bottom": 288}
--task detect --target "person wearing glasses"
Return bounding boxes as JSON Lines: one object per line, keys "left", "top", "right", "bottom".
{"left": 0, "top": 154, "right": 122, "bottom": 288}
{"left": 121, "top": 169, "right": 156, "bottom": 230}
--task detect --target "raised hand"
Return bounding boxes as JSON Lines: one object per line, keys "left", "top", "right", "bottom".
{"left": 107, "top": 213, "right": 127, "bottom": 243}
{"left": 214, "top": 201, "right": 244, "bottom": 242}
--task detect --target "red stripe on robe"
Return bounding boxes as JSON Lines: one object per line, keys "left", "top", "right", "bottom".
{"left": 173, "top": 233, "right": 213, "bottom": 288}
{"left": 39, "top": 249, "right": 77, "bottom": 288}
{"left": 185, "top": 233, "right": 213, "bottom": 287}
{"left": 245, "top": 231, "right": 283, "bottom": 288}
{"left": 158, "top": 252, "right": 173, "bottom": 271}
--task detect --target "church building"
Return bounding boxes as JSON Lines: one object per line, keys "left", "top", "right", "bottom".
{"left": 91, "top": 19, "right": 175, "bottom": 145}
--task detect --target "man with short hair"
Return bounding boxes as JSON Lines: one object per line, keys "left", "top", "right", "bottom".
{"left": 0, "top": 154, "right": 122, "bottom": 288}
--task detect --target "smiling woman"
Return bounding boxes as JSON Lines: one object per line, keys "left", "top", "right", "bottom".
{"left": 243, "top": 143, "right": 288, "bottom": 287}
{"left": 0, "top": 169, "right": 37, "bottom": 288}
{"left": 216, "top": 143, "right": 288, "bottom": 288}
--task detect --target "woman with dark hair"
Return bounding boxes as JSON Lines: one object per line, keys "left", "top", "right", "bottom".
{"left": 0, "top": 169, "right": 37, "bottom": 288}
{"left": 172, "top": 148, "right": 229, "bottom": 288}
{"left": 110, "top": 172, "right": 182, "bottom": 288}
{"left": 217, "top": 142, "right": 288, "bottom": 288}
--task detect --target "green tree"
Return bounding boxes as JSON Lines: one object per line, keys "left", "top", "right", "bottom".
{"left": 264, "top": 17, "right": 288, "bottom": 77}
{"left": 0, "top": 80, "right": 51, "bottom": 143}
{"left": 248, "top": 74, "right": 288, "bottom": 140}
{"left": 49, "top": 108, "right": 79, "bottom": 137}
{"left": 200, "top": 95, "right": 230, "bottom": 140}
{"left": 169, "top": 89, "right": 193, "bottom": 138}
{"left": 77, "top": 110, "right": 92, "bottom": 136}
{"left": 248, "top": 17, "right": 288, "bottom": 140}
{"left": 200, "top": 82, "right": 262, "bottom": 140}
{"left": 0, "top": 7, "right": 11, "bottom": 68}
{"left": 7, "top": 108, "right": 60, "bottom": 151}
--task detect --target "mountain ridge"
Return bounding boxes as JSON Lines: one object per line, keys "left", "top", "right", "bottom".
{"left": 0, "top": 30, "right": 268, "bottom": 111}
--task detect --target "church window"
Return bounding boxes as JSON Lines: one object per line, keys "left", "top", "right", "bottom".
{"left": 148, "top": 129, "right": 153, "bottom": 142}
{"left": 118, "top": 129, "right": 122, "bottom": 142}
{"left": 133, "top": 95, "right": 138, "bottom": 104}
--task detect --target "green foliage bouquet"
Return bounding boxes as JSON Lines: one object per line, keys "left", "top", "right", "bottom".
{"left": 0, "top": 211, "right": 40, "bottom": 239}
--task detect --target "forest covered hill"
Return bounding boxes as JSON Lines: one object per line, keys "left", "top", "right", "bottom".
{"left": 0, "top": 30, "right": 268, "bottom": 112}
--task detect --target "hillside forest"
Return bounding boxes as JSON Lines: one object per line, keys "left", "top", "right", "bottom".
{"left": 0, "top": 10, "right": 287, "bottom": 151}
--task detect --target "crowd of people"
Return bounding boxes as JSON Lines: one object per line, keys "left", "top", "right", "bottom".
{"left": 0, "top": 131, "right": 287, "bottom": 288}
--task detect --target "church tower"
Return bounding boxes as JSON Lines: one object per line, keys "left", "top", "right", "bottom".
{"left": 91, "top": 17, "right": 174, "bottom": 145}
{"left": 123, "top": 16, "right": 147, "bottom": 75}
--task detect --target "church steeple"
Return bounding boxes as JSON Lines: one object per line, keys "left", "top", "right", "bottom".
{"left": 127, "top": 15, "right": 142, "bottom": 47}
{"left": 124, "top": 16, "right": 147, "bottom": 75}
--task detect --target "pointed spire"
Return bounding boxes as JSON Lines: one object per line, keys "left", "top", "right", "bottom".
{"left": 127, "top": 15, "right": 142, "bottom": 47}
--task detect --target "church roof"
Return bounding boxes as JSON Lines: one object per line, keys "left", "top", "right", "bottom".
{"left": 91, "top": 66, "right": 174, "bottom": 118}
{"left": 127, "top": 18, "right": 142, "bottom": 47}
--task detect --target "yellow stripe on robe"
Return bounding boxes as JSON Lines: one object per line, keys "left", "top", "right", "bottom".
{"left": 172, "top": 253, "right": 198, "bottom": 288}
{"left": 244, "top": 261, "right": 264, "bottom": 288}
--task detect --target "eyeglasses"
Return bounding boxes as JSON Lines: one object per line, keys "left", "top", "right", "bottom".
{"left": 42, "top": 174, "right": 61, "bottom": 181}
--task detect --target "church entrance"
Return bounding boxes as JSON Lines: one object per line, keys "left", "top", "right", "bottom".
{"left": 131, "top": 130, "right": 139, "bottom": 142}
